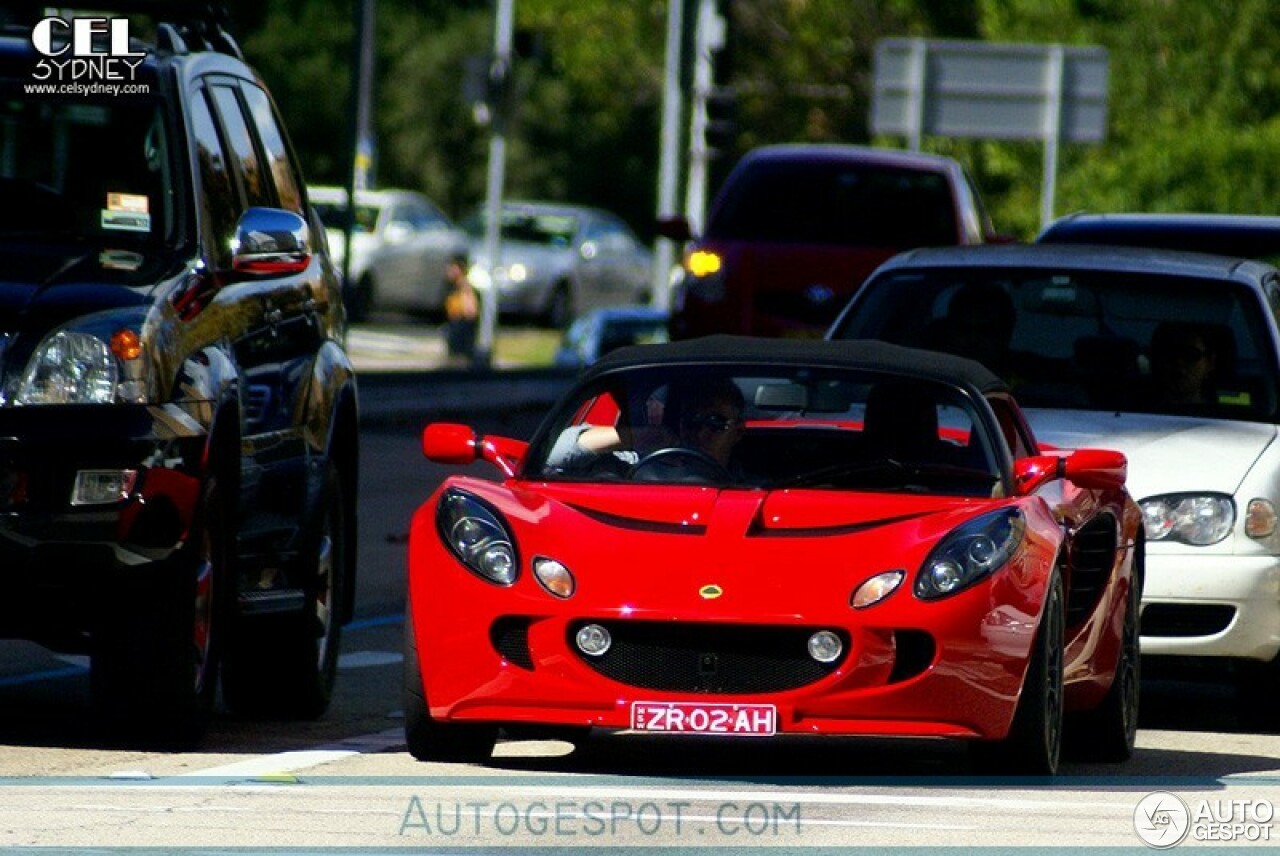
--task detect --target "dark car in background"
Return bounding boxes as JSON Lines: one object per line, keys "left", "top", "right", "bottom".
{"left": 1037, "top": 212, "right": 1280, "bottom": 262}
{"left": 465, "top": 201, "right": 654, "bottom": 328}
{"left": 0, "top": 8, "right": 358, "bottom": 745}
{"left": 661, "top": 144, "right": 1001, "bottom": 340}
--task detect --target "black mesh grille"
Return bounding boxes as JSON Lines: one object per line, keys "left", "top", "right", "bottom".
{"left": 570, "top": 621, "right": 845, "bottom": 694}
{"left": 491, "top": 617, "right": 534, "bottom": 669}
{"left": 1067, "top": 516, "right": 1117, "bottom": 626}
{"left": 1141, "top": 604, "right": 1235, "bottom": 637}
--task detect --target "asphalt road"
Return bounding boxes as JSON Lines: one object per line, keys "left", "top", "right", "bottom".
{"left": 1, "top": 363, "right": 1279, "bottom": 849}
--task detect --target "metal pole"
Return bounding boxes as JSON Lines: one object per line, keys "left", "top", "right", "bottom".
{"left": 651, "top": 0, "right": 685, "bottom": 311}
{"left": 341, "top": 0, "right": 374, "bottom": 299}
{"left": 905, "top": 37, "right": 926, "bottom": 153}
{"left": 475, "top": 0, "right": 514, "bottom": 368}
{"left": 1041, "top": 44, "right": 1065, "bottom": 231}
{"left": 684, "top": 0, "right": 722, "bottom": 235}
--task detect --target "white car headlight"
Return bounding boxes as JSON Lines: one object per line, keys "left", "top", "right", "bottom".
{"left": 13, "top": 310, "right": 152, "bottom": 406}
{"left": 1140, "top": 493, "right": 1235, "bottom": 545}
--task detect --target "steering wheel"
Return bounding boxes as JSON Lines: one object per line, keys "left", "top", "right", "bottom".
{"left": 627, "top": 447, "right": 730, "bottom": 483}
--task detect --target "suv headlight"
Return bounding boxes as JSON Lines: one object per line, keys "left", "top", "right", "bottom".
{"left": 916, "top": 508, "right": 1025, "bottom": 600}
{"left": 13, "top": 310, "right": 152, "bottom": 406}
{"left": 1140, "top": 493, "right": 1235, "bottom": 545}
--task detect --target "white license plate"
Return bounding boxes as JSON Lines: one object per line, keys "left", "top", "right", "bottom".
{"left": 630, "top": 701, "right": 777, "bottom": 736}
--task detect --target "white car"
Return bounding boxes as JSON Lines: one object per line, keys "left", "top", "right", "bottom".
{"left": 830, "top": 243, "right": 1280, "bottom": 726}
{"left": 464, "top": 201, "right": 654, "bottom": 328}
{"left": 310, "top": 186, "right": 469, "bottom": 321}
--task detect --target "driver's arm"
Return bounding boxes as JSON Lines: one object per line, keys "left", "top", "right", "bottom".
{"left": 545, "top": 424, "right": 633, "bottom": 474}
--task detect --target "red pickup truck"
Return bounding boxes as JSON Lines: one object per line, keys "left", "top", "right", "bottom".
{"left": 661, "top": 144, "right": 1002, "bottom": 339}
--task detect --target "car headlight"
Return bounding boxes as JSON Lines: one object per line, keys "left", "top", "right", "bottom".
{"left": 13, "top": 310, "right": 151, "bottom": 405}
{"left": 1140, "top": 493, "right": 1235, "bottom": 545}
{"left": 916, "top": 508, "right": 1025, "bottom": 600}
{"left": 436, "top": 488, "right": 518, "bottom": 585}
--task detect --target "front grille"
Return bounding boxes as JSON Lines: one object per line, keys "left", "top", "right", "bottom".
{"left": 491, "top": 616, "right": 534, "bottom": 669}
{"left": 1140, "top": 603, "right": 1235, "bottom": 637}
{"left": 887, "top": 629, "right": 935, "bottom": 683}
{"left": 570, "top": 620, "right": 845, "bottom": 694}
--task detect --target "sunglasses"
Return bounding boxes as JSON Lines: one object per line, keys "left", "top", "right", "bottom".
{"left": 686, "top": 413, "right": 742, "bottom": 433}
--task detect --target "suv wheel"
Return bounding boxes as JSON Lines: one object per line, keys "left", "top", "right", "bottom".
{"left": 91, "top": 475, "right": 228, "bottom": 748}
{"left": 222, "top": 463, "right": 345, "bottom": 718}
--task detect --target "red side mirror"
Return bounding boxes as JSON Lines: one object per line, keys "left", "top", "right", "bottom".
{"left": 1014, "top": 449, "right": 1127, "bottom": 495}
{"left": 421, "top": 423, "right": 479, "bottom": 464}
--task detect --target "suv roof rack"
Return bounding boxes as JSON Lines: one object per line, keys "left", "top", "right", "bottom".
{"left": 0, "top": 2, "right": 243, "bottom": 61}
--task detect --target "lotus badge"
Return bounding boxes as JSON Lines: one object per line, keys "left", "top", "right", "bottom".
{"left": 699, "top": 584, "right": 723, "bottom": 600}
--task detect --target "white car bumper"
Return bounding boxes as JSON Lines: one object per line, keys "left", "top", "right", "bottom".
{"left": 1140, "top": 552, "right": 1280, "bottom": 662}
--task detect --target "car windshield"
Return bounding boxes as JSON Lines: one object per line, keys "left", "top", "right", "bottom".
{"left": 523, "top": 363, "right": 1001, "bottom": 496}
{"left": 0, "top": 81, "right": 173, "bottom": 246}
{"left": 706, "top": 160, "right": 957, "bottom": 246}
{"left": 312, "top": 200, "right": 381, "bottom": 234}
{"left": 464, "top": 210, "right": 579, "bottom": 247}
{"left": 834, "top": 268, "right": 1280, "bottom": 422}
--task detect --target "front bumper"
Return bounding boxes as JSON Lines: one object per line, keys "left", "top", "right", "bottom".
{"left": 0, "top": 403, "right": 207, "bottom": 641}
{"left": 1140, "top": 552, "right": 1280, "bottom": 662}
{"left": 409, "top": 548, "right": 1047, "bottom": 742}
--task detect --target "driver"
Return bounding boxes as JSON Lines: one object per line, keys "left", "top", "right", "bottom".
{"left": 545, "top": 377, "right": 745, "bottom": 478}
{"left": 663, "top": 377, "right": 746, "bottom": 472}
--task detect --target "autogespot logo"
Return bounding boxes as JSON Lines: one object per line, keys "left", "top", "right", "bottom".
{"left": 1133, "top": 792, "right": 1191, "bottom": 848}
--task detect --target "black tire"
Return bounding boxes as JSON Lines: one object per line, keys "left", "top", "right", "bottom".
{"left": 404, "top": 609, "right": 497, "bottom": 763}
{"left": 971, "top": 571, "right": 1065, "bottom": 776}
{"left": 1067, "top": 577, "right": 1140, "bottom": 761}
{"left": 91, "top": 476, "right": 227, "bottom": 748}
{"left": 543, "top": 282, "right": 573, "bottom": 329}
{"left": 222, "top": 463, "right": 345, "bottom": 719}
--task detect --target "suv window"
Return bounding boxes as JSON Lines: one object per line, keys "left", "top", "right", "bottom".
{"left": 707, "top": 160, "right": 958, "bottom": 247}
{"left": 189, "top": 90, "right": 239, "bottom": 264}
{"left": 242, "top": 83, "right": 302, "bottom": 213}
{"left": 209, "top": 83, "right": 271, "bottom": 208}
{"left": 0, "top": 81, "right": 171, "bottom": 244}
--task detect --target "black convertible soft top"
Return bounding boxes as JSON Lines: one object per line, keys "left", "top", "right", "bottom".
{"left": 588, "top": 335, "right": 1008, "bottom": 395}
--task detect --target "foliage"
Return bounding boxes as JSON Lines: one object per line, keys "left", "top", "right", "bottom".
{"left": 230, "top": 0, "right": 1280, "bottom": 243}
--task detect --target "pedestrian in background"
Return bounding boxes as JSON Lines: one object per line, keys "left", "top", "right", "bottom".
{"left": 443, "top": 253, "right": 479, "bottom": 368}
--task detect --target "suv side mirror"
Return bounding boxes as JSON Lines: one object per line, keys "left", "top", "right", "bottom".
{"left": 655, "top": 215, "right": 693, "bottom": 243}
{"left": 231, "top": 207, "right": 311, "bottom": 276}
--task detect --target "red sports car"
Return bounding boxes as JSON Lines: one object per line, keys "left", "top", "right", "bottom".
{"left": 404, "top": 337, "right": 1142, "bottom": 774}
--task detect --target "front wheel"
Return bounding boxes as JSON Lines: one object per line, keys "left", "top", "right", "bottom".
{"left": 91, "top": 475, "right": 228, "bottom": 748}
{"left": 971, "top": 570, "right": 1065, "bottom": 776}
{"left": 1067, "top": 577, "right": 1140, "bottom": 761}
{"left": 222, "top": 463, "right": 346, "bottom": 719}
{"left": 404, "top": 609, "right": 497, "bottom": 763}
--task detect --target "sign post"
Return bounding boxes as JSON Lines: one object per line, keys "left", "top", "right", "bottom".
{"left": 872, "top": 38, "right": 1108, "bottom": 229}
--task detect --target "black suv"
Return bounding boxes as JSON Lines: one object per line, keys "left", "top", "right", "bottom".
{"left": 0, "top": 6, "right": 358, "bottom": 745}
